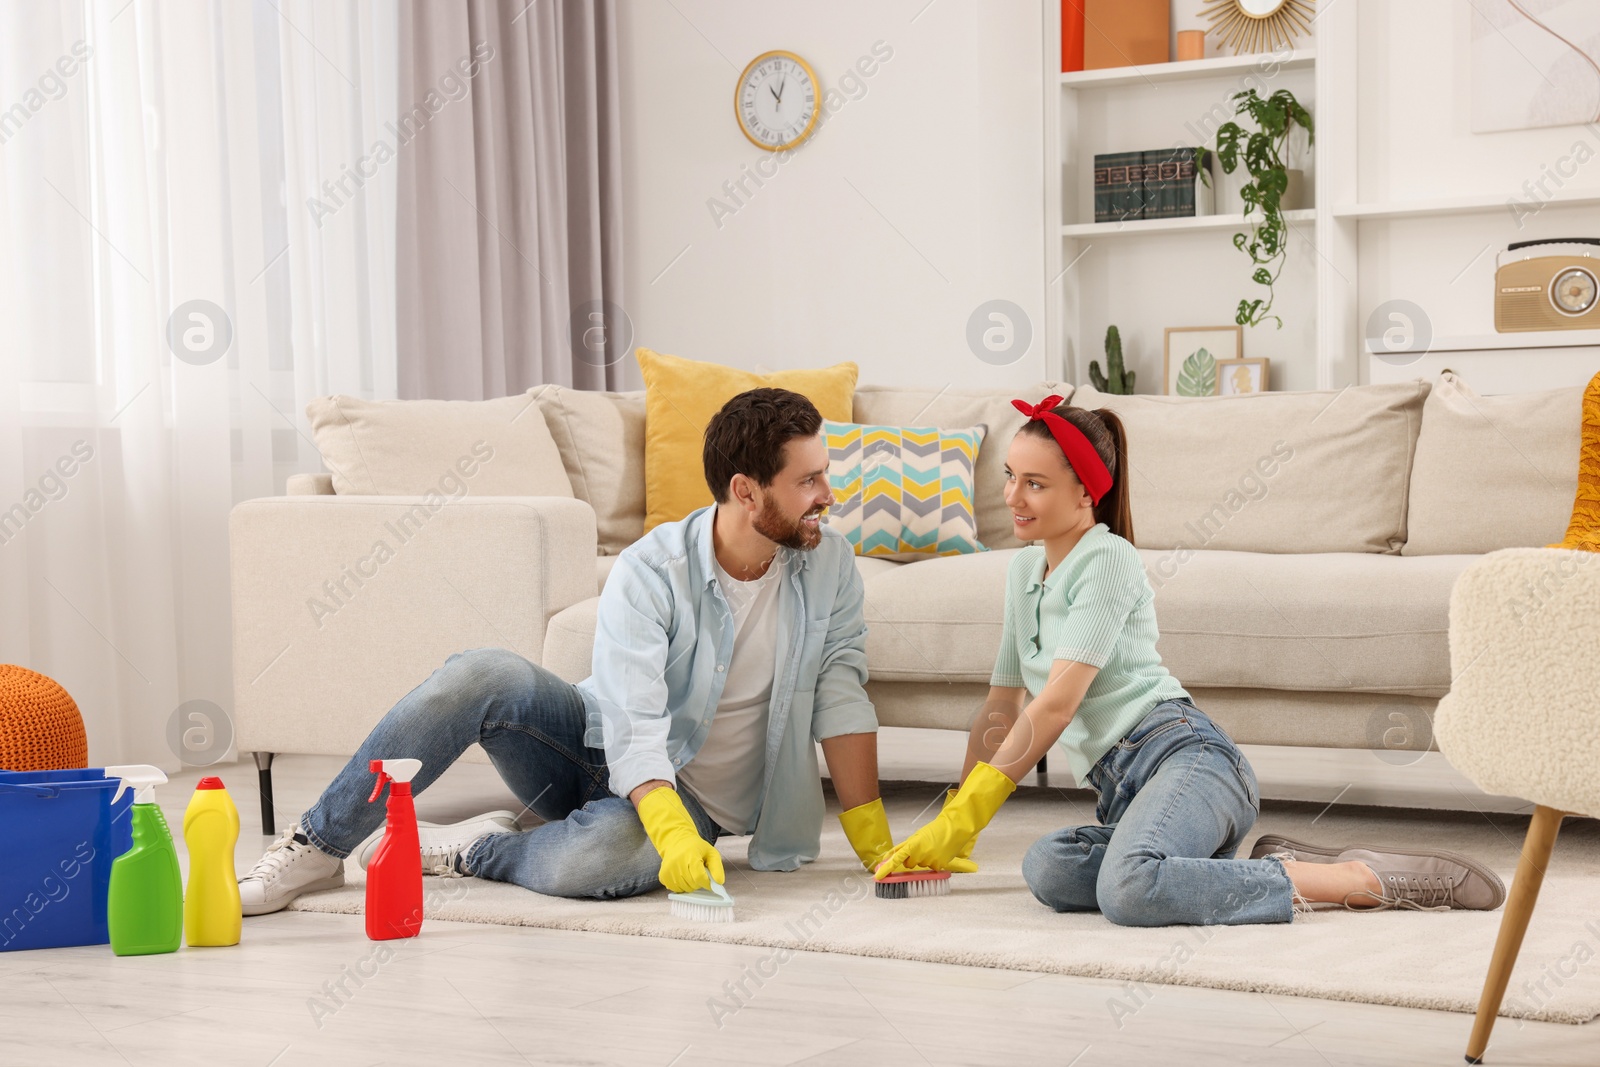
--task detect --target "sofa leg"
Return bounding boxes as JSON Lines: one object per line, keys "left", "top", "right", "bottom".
{"left": 252, "top": 751, "right": 277, "bottom": 836}
{"left": 1035, "top": 752, "right": 1048, "bottom": 778}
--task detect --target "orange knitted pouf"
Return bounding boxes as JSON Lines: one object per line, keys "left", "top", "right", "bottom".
{"left": 0, "top": 665, "right": 88, "bottom": 771}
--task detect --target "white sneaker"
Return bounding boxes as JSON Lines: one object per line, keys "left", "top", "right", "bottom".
{"left": 239, "top": 823, "right": 345, "bottom": 915}
{"left": 356, "top": 810, "right": 521, "bottom": 877}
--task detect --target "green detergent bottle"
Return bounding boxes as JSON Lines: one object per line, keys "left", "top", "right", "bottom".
{"left": 105, "top": 765, "right": 183, "bottom": 956}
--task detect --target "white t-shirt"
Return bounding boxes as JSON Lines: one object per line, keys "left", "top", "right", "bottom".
{"left": 676, "top": 553, "right": 784, "bottom": 834}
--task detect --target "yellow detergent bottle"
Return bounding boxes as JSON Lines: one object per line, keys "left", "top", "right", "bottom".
{"left": 182, "top": 775, "right": 241, "bottom": 947}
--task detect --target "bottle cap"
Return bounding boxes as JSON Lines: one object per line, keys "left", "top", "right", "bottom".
{"left": 195, "top": 776, "right": 226, "bottom": 790}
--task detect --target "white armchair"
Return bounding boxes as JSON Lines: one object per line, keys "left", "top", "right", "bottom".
{"left": 1434, "top": 546, "right": 1600, "bottom": 1064}
{"left": 229, "top": 475, "right": 597, "bottom": 834}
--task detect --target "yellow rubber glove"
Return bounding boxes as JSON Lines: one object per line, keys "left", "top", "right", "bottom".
{"left": 942, "top": 787, "right": 977, "bottom": 867}
{"left": 838, "top": 797, "right": 895, "bottom": 872}
{"left": 636, "top": 786, "right": 725, "bottom": 893}
{"left": 875, "top": 762, "right": 1017, "bottom": 877}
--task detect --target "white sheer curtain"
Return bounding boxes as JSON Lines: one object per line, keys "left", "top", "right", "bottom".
{"left": 0, "top": 0, "right": 396, "bottom": 769}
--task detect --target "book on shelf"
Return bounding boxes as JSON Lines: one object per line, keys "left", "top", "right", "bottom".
{"left": 1145, "top": 147, "right": 1214, "bottom": 220}
{"left": 1091, "top": 147, "right": 1212, "bottom": 225}
{"left": 1092, "top": 150, "right": 1149, "bottom": 224}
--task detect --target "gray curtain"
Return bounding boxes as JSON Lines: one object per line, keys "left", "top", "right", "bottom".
{"left": 396, "top": 0, "right": 626, "bottom": 398}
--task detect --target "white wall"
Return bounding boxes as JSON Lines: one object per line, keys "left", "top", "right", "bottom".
{"left": 615, "top": 0, "right": 1048, "bottom": 391}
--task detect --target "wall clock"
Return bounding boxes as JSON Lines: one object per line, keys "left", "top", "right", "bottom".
{"left": 735, "top": 50, "right": 819, "bottom": 151}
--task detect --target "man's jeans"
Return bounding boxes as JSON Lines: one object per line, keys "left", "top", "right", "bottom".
{"left": 1021, "top": 698, "right": 1296, "bottom": 926}
{"left": 300, "top": 648, "right": 726, "bottom": 899}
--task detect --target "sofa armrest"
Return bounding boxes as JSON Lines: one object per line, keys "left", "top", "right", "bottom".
{"left": 286, "top": 472, "right": 335, "bottom": 495}
{"left": 230, "top": 494, "right": 597, "bottom": 759}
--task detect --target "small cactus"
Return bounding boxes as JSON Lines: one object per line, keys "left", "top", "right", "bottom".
{"left": 1089, "top": 325, "right": 1136, "bottom": 394}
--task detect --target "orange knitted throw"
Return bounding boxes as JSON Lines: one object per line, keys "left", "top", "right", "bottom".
{"left": 1550, "top": 370, "right": 1600, "bottom": 553}
{"left": 0, "top": 665, "right": 88, "bottom": 771}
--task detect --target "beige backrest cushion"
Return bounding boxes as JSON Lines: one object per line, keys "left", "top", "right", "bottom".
{"left": 305, "top": 392, "right": 573, "bottom": 499}
{"left": 1071, "top": 380, "right": 1431, "bottom": 554}
{"left": 853, "top": 381, "right": 1072, "bottom": 551}
{"left": 529, "top": 385, "right": 647, "bottom": 555}
{"left": 1401, "top": 371, "right": 1581, "bottom": 555}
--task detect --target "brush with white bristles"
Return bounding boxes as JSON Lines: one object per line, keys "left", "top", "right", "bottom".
{"left": 874, "top": 869, "right": 952, "bottom": 900}
{"left": 669, "top": 878, "right": 735, "bottom": 923}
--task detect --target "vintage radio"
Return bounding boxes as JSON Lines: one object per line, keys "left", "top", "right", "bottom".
{"left": 1495, "top": 238, "right": 1600, "bottom": 332}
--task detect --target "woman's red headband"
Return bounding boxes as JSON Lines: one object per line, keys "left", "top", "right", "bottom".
{"left": 1010, "top": 395, "right": 1113, "bottom": 505}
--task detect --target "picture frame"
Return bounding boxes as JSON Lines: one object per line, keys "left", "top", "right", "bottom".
{"left": 1163, "top": 325, "right": 1242, "bottom": 396}
{"left": 1214, "top": 357, "right": 1271, "bottom": 395}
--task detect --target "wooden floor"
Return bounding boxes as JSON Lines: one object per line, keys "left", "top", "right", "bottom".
{"left": 1, "top": 731, "right": 1589, "bottom": 1067}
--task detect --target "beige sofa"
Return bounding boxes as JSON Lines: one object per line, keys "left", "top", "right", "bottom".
{"left": 230, "top": 372, "right": 1584, "bottom": 833}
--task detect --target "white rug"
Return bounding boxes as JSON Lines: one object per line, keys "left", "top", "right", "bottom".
{"left": 287, "top": 785, "right": 1600, "bottom": 1025}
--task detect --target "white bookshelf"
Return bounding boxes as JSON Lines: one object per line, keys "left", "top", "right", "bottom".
{"left": 1060, "top": 208, "right": 1315, "bottom": 239}
{"left": 1041, "top": 6, "right": 1351, "bottom": 392}
{"left": 1365, "top": 329, "right": 1600, "bottom": 354}
{"left": 1057, "top": 48, "right": 1315, "bottom": 90}
{"left": 1332, "top": 188, "right": 1600, "bottom": 220}
{"left": 1038, "top": 3, "right": 1598, "bottom": 396}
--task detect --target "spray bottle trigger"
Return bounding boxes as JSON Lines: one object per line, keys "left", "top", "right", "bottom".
{"left": 368, "top": 759, "right": 392, "bottom": 804}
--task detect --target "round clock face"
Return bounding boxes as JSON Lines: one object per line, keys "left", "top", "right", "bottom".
{"left": 736, "top": 51, "right": 818, "bottom": 151}
{"left": 1551, "top": 267, "right": 1597, "bottom": 315}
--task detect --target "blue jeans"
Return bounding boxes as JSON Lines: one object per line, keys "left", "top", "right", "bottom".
{"left": 1021, "top": 698, "right": 1295, "bottom": 926}
{"left": 300, "top": 648, "right": 726, "bottom": 899}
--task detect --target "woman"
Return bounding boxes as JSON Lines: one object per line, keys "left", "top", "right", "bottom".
{"left": 875, "top": 395, "right": 1505, "bottom": 925}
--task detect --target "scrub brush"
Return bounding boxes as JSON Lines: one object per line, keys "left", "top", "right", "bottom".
{"left": 669, "top": 878, "right": 735, "bottom": 922}
{"left": 874, "top": 869, "right": 951, "bottom": 899}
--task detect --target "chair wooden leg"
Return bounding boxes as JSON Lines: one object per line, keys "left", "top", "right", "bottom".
{"left": 1465, "top": 804, "right": 1568, "bottom": 1064}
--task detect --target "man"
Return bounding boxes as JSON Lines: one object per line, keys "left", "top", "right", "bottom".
{"left": 240, "top": 387, "right": 895, "bottom": 912}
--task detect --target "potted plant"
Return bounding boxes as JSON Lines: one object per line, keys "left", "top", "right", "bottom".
{"left": 1214, "top": 87, "right": 1314, "bottom": 330}
{"left": 1089, "top": 325, "right": 1135, "bottom": 394}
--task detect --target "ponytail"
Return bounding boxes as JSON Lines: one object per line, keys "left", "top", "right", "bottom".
{"left": 1091, "top": 409, "right": 1134, "bottom": 546}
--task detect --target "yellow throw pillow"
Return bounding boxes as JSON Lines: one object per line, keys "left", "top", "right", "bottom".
{"left": 637, "top": 348, "right": 858, "bottom": 531}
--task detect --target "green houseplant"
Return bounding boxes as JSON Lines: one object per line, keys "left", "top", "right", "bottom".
{"left": 1089, "top": 325, "right": 1135, "bottom": 394}
{"left": 1214, "top": 88, "right": 1314, "bottom": 330}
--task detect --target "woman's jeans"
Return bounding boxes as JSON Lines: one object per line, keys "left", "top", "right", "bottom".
{"left": 1021, "top": 698, "right": 1296, "bottom": 926}
{"left": 299, "top": 648, "right": 725, "bottom": 900}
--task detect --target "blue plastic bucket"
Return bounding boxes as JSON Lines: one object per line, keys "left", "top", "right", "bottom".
{"left": 0, "top": 768, "right": 135, "bottom": 952}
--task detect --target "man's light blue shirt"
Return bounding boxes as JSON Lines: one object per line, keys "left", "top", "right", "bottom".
{"left": 576, "top": 505, "right": 878, "bottom": 871}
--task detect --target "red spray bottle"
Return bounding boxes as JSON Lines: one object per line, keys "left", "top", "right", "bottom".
{"left": 365, "top": 758, "right": 424, "bottom": 941}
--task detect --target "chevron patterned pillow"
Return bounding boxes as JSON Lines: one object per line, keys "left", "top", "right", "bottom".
{"left": 822, "top": 420, "right": 988, "bottom": 557}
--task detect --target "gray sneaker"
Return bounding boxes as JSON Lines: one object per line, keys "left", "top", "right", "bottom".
{"left": 1335, "top": 847, "right": 1507, "bottom": 911}
{"left": 1248, "top": 834, "right": 1343, "bottom": 862}
{"left": 239, "top": 822, "right": 345, "bottom": 915}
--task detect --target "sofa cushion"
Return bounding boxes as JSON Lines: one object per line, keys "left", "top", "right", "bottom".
{"left": 1402, "top": 371, "right": 1582, "bottom": 555}
{"left": 305, "top": 392, "right": 573, "bottom": 499}
{"left": 858, "top": 550, "right": 1021, "bottom": 684}
{"left": 1070, "top": 380, "right": 1430, "bottom": 554}
{"left": 544, "top": 596, "right": 600, "bottom": 684}
{"left": 1140, "top": 548, "right": 1476, "bottom": 697}
{"left": 636, "top": 348, "right": 858, "bottom": 532}
{"left": 532, "top": 385, "right": 647, "bottom": 555}
{"left": 853, "top": 382, "right": 1072, "bottom": 553}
